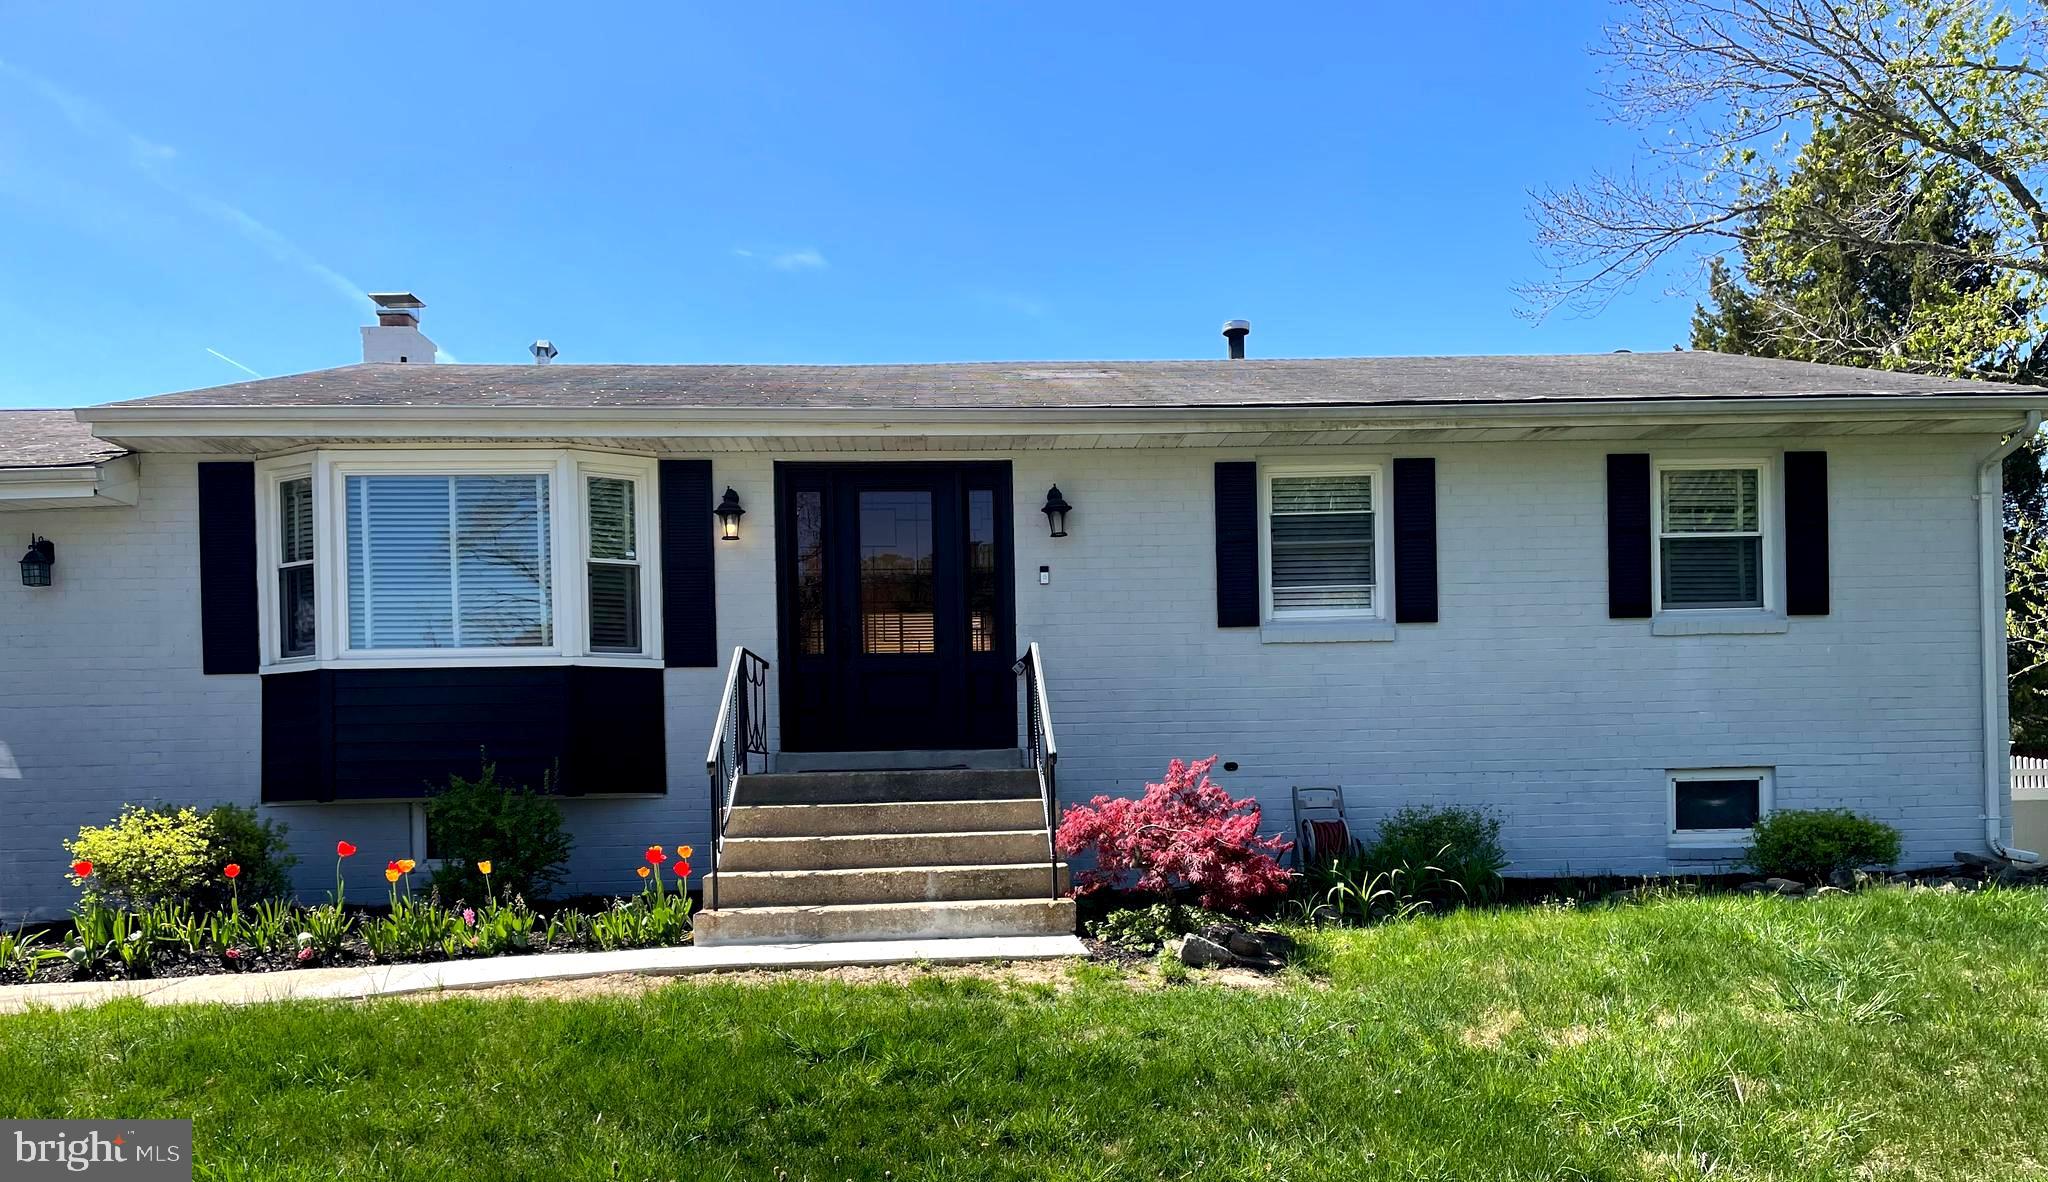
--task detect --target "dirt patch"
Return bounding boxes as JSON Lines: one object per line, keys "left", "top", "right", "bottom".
{"left": 1461, "top": 1007, "right": 1525, "bottom": 1048}
{"left": 394, "top": 955, "right": 1291, "bottom": 1002}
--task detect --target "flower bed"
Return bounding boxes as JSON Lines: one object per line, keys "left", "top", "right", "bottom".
{"left": 0, "top": 841, "right": 697, "bottom": 988}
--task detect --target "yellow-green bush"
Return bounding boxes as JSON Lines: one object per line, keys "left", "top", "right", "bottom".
{"left": 64, "top": 805, "right": 216, "bottom": 908}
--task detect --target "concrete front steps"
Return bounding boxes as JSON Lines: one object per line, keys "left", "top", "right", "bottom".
{"left": 694, "top": 759, "right": 1076, "bottom": 947}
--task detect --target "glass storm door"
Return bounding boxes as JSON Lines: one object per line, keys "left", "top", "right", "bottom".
{"left": 776, "top": 463, "right": 1014, "bottom": 752}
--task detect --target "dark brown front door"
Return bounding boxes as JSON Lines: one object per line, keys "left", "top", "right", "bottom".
{"left": 775, "top": 462, "right": 1015, "bottom": 752}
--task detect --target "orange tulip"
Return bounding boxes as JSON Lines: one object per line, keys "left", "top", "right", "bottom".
{"left": 398, "top": 858, "right": 417, "bottom": 874}
{"left": 385, "top": 867, "right": 402, "bottom": 883}
{"left": 677, "top": 845, "right": 694, "bottom": 860}
{"left": 637, "top": 866, "right": 651, "bottom": 879}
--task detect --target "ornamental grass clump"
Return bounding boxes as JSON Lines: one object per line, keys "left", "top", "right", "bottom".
{"left": 1055, "top": 756, "right": 1294, "bottom": 916}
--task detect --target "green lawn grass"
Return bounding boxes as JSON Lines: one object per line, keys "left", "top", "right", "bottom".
{"left": 4, "top": 888, "right": 2047, "bottom": 1180}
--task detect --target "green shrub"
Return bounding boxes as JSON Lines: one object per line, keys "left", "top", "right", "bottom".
{"left": 187, "top": 804, "right": 297, "bottom": 908}
{"left": 1745, "top": 808, "right": 1902, "bottom": 883}
{"left": 1089, "top": 903, "right": 1233, "bottom": 951}
{"left": 425, "top": 760, "right": 573, "bottom": 902}
{"left": 1354, "top": 804, "right": 1507, "bottom": 909}
{"left": 64, "top": 805, "right": 216, "bottom": 908}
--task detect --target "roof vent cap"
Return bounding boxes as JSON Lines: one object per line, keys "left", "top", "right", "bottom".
{"left": 530, "top": 339, "right": 558, "bottom": 366}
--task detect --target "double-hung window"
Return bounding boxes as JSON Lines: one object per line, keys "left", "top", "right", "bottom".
{"left": 1656, "top": 462, "right": 1768, "bottom": 611}
{"left": 257, "top": 450, "right": 659, "bottom": 665}
{"left": 277, "top": 475, "right": 316, "bottom": 658}
{"left": 584, "top": 474, "right": 642, "bottom": 652}
{"left": 1264, "top": 466, "right": 1383, "bottom": 619}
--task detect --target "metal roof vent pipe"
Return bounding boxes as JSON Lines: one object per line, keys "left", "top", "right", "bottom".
{"left": 530, "top": 340, "right": 558, "bottom": 366}
{"left": 1222, "top": 319, "right": 1250, "bottom": 360}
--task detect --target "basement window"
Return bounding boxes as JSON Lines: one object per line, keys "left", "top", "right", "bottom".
{"left": 1669, "top": 768, "right": 1772, "bottom": 846}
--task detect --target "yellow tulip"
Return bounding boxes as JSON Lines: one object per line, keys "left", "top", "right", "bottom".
{"left": 677, "top": 845, "right": 694, "bottom": 860}
{"left": 476, "top": 860, "right": 493, "bottom": 876}
{"left": 385, "top": 868, "right": 401, "bottom": 883}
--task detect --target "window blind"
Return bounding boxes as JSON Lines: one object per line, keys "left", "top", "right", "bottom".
{"left": 346, "top": 474, "right": 553, "bottom": 649}
{"left": 1659, "top": 468, "right": 1762, "bottom": 609}
{"left": 586, "top": 476, "right": 640, "bottom": 652}
{"left": 1269, "top": 474, "right": 1374, "bottom": 613}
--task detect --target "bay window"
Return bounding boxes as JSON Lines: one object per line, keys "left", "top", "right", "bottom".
{"left": 256, "top": 450, "right": 660, "bottom": 666}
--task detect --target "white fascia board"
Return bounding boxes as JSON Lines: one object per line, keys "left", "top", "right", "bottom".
{"left": 0, "top": 455, "right": 139, "bottom": 509}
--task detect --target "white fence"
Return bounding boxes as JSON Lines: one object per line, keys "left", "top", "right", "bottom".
{"left": 2013, "top": 756, "right": 2048, "bottom": 801}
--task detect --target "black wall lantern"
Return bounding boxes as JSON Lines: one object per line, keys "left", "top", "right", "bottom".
{"left": 1041, "top": 486, "right": 1073, "bottom": 538}
{"left": 714, "top": 487, "right": 746, "bottom": 542}
{"left": 18, "top": 535, "right": 54, "bottom": 587}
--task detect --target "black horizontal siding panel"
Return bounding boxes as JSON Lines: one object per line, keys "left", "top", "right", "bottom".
{"left": 1214, "top": 461, "right": 1260, "bottom": 627}
{"left": 260, "top": 670, "right": 327, "bottom": 802}
{"left": 661, "top": 459, "right": 718, "bottom": 667}
{"left": 197, "top": 461, "right": 260, "bottom": 674}
{"left": 568, "top": 666, "right": 667, "bottom": 795}
{"left": 1606, "top": 453, "right": 1653, "bottom": 619}
{"left": 1392, "top": 458, "right": 1439, "bottom": 624}
{"left": 261, "top": 666, "right": 667, "bottom": 803}
{"left": 1784, "top": 450, "right": 1830, "bottom": 615}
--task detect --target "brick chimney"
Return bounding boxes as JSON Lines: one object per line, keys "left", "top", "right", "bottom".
{"left": 361, "top": 292, "right": 437, "bottom": 364}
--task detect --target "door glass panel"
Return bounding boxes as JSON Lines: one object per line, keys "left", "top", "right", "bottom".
{"left": 859, "top": 490, "right": 935, "bottom": 654}
{"left": 795, "top": 489, "right": 826, "bottom": 655}
{"left": 967, "top": 489, "right": 996, "bottom": 653}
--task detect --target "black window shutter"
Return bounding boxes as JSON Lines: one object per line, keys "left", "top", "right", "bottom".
{"left": 197, "top": 461, "right": 259, "bottom": 674}
{"left": 1392, "top": 458, "right": 1439, "bottom": 624}
{"left": 1784, "top": 450, "right": 1829, "bottom": 615}
{"left": 1214, "top": 461, "right": 1260, "bottom": 627}
{"left": 660, "top": 459, "right": 718, "bottom": 667}
{"left": 1607, "top": 453, "right": 1653, "bottom": 619}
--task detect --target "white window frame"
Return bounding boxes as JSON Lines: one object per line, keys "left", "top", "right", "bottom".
{"left": 1667, "top": 767, "right": 1773, "bottom": 846}
{"left": 577, "top": 457, "right": 661, "bottom": 658}
{"left": 253, "top": 448, "right": 663, "bottom": 669}
{"left": 1651, "top": 458, "right": 1774, "bottom": 614}
{"left": 1259, "top": 460, "right": 1390, "bottom": 623}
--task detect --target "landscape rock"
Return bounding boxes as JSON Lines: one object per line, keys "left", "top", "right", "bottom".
{"left": 1176, "top": 934, "right": 1236, "bottom": 969}
{"left": 1736, "top": 880, "right": 1773, "bottom": 894}
{"left": 1763, "top": 878, "right": 1805, "bottom": 895}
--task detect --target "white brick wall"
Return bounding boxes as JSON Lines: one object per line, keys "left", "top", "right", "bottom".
{"left": 0, "top": 435, "right": 1999, "bottom": 918}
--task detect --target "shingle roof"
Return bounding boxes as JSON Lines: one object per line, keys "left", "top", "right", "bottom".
{"left": 98, "top": 351, "right": 2044, "bottom": 413}
{"left": 0, "top": 410, "right": 129, "bottom": 469}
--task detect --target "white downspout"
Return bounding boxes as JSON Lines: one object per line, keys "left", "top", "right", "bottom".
{"left": 1980, "top": 409, "right": 2044, "bottom": 863}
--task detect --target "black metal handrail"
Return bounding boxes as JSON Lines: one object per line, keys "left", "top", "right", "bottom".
{"left": 704, "top": 646, "right": 770, "bottom": 911}
{"left": 1014, "top": 642, "right": 1061, "bottom": 899}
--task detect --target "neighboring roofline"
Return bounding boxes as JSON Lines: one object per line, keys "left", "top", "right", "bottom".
{"left": 0, "top": 454, "right": 140, "bottom": 509}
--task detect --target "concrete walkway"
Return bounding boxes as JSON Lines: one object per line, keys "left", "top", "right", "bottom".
{"left": 0, "top": 934, "right": 1088, "bottom": 1014}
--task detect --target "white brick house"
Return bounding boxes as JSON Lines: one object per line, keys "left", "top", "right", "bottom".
{"left": 3, "top": 300, "right": 2043, "bottom": 935}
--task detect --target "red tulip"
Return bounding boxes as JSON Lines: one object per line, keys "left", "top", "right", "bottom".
{"left": 336, "top": 841, "right": 357, "bottom": 858}
{"left": 645, "top": 846, "right": 667, "bottom": 866}
{"left": 223, "top": 863, "right": 241, "bottom": 879}
{"left": 674, "top": 860, "right": 691, "bottom": 879}
{"left": 70, "top": 860, "right": 92, "bottom": 879}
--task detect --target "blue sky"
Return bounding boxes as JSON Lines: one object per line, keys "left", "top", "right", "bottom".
{"left": 0, "top": 2, "right": 1699, "bottom": 409}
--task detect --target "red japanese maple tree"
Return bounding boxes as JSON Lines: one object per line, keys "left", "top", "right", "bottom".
{"left": 1054, "top": 755, "right": 1294, "bottom": 914}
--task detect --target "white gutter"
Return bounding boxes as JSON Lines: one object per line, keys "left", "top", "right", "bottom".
{"left": 1981, "top": 409, "right": 2045, "bottom": 863}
